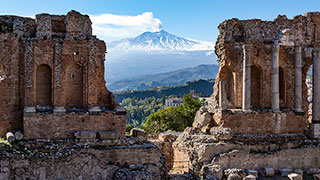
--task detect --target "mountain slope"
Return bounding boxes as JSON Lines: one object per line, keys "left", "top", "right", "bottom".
{"left": 105, "top": 30, "right": 217, "bottom": 84}
{"left": 108, "top": 64, "right": 219, "bottom": 91}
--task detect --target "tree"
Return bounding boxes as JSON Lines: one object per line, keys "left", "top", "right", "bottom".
{"left": 121, "top": 96, "right": 165, "bottom": 126}
{"left": 142, "top": 93, "right": 203, "bottom": 133}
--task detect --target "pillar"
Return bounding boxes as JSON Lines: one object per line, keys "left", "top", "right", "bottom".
{"left": 294, "top": 46, "right": 303, "bottom": 113}
{"left": 311, "top": 48, "right": 320, "bottom": 138}
{"left": 272, "top": 42, "right": 280, "bottom": 112}
{"left": 53, "top": 42, "right": 66, "bottom": 116}
{"left": 242, "top": 45, "right": 251, "bottom": 110}
{"left": 219, "top": 80, "right": 226, "bottom": 110}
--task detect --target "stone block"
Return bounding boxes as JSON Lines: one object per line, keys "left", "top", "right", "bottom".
{"left": 294, "top": 169, "right": 303, "bottom": 176}
{"left": 88, "top": 106, "right": 101, "bottom": 115}
{"left": 314, "top": 174, "right": 320, "bottom": 180}
{"left": 74, "top": 130, "right": 97, "bottom": 140}
{"left": 15, "top": 131, "right": 23, "bottom": 141}
{"left": 200, "top": 165, "right": 222, "bottom": 180}
{"left": 288, "top": 173, "right": 302, "bottom": 180}
{"left": 192, "top": 107, "right": 212, "bottom": 132}
{"left": 6, "top": 132, "right": 15, "bottom": 143}
{"left": 97, "top": 130, "right": 119, "bottom": 140}
{"left": 210, "top": 127, "right": 233, "bottom": 140}
{"left": 243, "top": 175, "right": 256, "bottom": 180}
{"left": 308, "top": 168, "right": 320, "bottom": 175}
{"left": 183, "top": 127, "right": 198, "bottom": 135}
{"left": 130, "top": 128, "right": 147, "bottom": 141}
{"left": 246, "top": 170, "right": 258, "bottom": 177}
{"left": 262, "top": 167, "right": 274, "bottom": 177}
{"left": 224, "top": 168, "right": 245, "bottom": 178}
{"left": 311, "top": 124, "right": 320, "bottom": 139}
{"left": 53, "top": 106, "right": 66, "bottom": 116}
{"left": 279, "top": 168, "right": 293, "bottom": 176}
{"left": 23, "top": 106, "right": 36, "bottom": 117}
{"left": 158, "top": 132, "right": 178, "bottom": 142}
{"left": 227, "top": 173, "right": 241, "bottom": 180}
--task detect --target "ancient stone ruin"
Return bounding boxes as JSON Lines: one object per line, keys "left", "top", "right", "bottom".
{"left": 210, "top": 12, "right": 320, "bottom": 136}
{"left": 152, "top": 12, "right": 320, "bottom": 180}
{"left": 0, "top": 11, "right": 167, "bottom": 180}
{"left": 0, "top": 10, "right": 126, "bottom": 139}
{"left": 3, "top": 9, "right": 320, "bottom": 180}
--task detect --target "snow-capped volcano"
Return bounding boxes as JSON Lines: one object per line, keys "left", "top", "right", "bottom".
{"left": 108, "top": 30, "right": 214, "bottom": 52}
{"left": 105, "top": 30, "right": 216, "bottom": 84}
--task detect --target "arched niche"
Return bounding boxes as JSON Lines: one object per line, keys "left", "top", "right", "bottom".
{"left": 220, "top": 66, "right": 235, "bottom": 108}
{"left": 65, "top": 64, "right": 83, "bottom": 108}
{"left": 250, "top": 65, "right": 262, "bottom": 108}
{"left": 36, "top": 64, "right": 52, "bottom": 106}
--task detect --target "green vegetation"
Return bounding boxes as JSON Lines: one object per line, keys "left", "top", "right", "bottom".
{"left": 121, "top": 96, "right": 165, "bottom": 127}
{"left": 118, "top": 79, "right": 213, "bottom": 131}
{"left": 0, "top": 137, "right": 10, "bottom": 146}
{"left": 141, "top": 93, "right": 203, "bottom": 134}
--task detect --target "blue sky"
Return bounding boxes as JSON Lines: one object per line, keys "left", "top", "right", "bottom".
{"left": 1, "top": 0, "right": 320, "bottom": 43}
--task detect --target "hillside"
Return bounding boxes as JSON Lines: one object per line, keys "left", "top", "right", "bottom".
{"left": 114, "top": 79, "right": 215, "bottom": 102}
{"left": 105, "top": 30, "right": 216, "bottom": 83}
{"left": 108, "top": 64, "right": 219, "bottom": 91}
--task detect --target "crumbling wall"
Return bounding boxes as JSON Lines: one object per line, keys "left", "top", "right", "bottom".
{"left": 213, "top": 111, "right": 305, "bottom": 134}
{"left": 0, "top": 11, "right": 122, "bottom": 138}
{"left": 171, "top": 129, "right": 319, "bottom": 174}
{"left": 0, "top": 16, "right": 36, "bottom": 136}
{"left": 0, "top": 138, "right": 166, "bottom": 179}
{"left": 0, "top": 33, "right": 23, "bottom": 136}
{"left": 212, "top": 13, "right": 320, "bottom": 112}
{"left": 24, "top": 112, "right": 126, "bottom": 139}
{"left": 198, "top": 12, "right": 320, "bottom": 136}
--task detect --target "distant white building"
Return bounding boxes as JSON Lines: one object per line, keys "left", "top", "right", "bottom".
{"left": 165, "top": 98, "right": 183, "bottom": 107}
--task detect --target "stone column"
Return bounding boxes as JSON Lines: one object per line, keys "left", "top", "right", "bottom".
{"left": 294, "top": 46, "right": 303, "bottom": 113}
{"left": 242, "top": 45, "right": 251, "bottom": 110}
{"left": 272, "top": 42, "right": 280, "bottom": 112}
{"left": 53, "top": 42, "right": 66, "bottom": 116}
{"left": 312, "top": 48, "right": 320, "bottom": 138}
{"left": 219, "top": 80, "right": 227, "bottom": 110}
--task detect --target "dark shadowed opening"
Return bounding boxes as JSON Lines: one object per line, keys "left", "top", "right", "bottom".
{"left": 36, "top": 64, "right": 52, "bottom": 106}
{"left": 251, "top": 65, "right": 261, "bottom": 108}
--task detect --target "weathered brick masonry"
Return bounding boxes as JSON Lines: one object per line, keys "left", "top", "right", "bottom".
{"left": 0, "top": 10, "right": 126, "bottom": 138}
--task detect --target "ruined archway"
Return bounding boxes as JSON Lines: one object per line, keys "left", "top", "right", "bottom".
{"left": 220, "top": 66, "right": 235, "bottom": 108}
{"left": 279, "top": 67, "right": 285, "bottom": 107}
{"left": 250, "top": 65, "right": 262, "bottom": 108}
{"left": 36, "top": 64, "right": 52, "bottom": 106}
{"left": 66, "top": 64, "right": 83, "bottom": 108}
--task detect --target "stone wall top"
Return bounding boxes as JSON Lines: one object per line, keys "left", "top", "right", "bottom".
{"left": 0, "top": 10, "right": 92, "bottom": 39}
{"left": 36, "top": 10, "right": 92, "bottom": 39}
{"left": 0, "top": 15, "right": 36, "bottom": 37}
{"left": 216, "top": 12, "right": 320, "bottom": 46}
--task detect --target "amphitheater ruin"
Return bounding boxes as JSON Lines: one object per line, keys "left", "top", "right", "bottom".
{"left": 1, "top": 10, "right": 320, "bottom": 180}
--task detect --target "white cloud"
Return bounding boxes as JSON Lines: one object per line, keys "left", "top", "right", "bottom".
{"left": 90, "top": 12, "right": 162, "bottom": 43}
